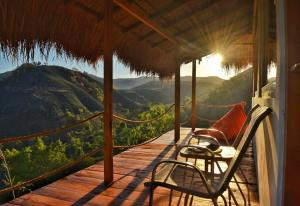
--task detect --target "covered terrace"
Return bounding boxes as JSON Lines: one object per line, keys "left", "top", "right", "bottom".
{"left": 0, "top": 0, "right": 288, "bottom": 205}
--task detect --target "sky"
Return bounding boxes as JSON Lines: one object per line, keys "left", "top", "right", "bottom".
{"left": 0, "top": 51, "right": 275, "bottom": 80}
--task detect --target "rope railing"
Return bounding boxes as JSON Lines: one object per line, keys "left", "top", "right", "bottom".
{"left": 0, "top": 146, "right": 103, "bottom": 196}
{"left": 0, "top": 112, "right": 104, "bottom": 144}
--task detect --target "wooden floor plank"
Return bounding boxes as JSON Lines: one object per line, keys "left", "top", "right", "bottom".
{"left": 4, "top": 128, "right": 260, "bottom": 206}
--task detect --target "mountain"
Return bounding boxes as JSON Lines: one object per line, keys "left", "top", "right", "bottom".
{"left": 0, "top": 64, "right": 139, "bottom": 137}
{"left": 113, "top": 77, "right": 155, "bottom": 90}
{"left": 87, "top": 74, "right": 154, "bottom": 90}
{"left": 0, "top": 64, "right": 251, "bottom": 137}
{"left": 117, "top": 76, "right": 224, "bottom": 104}
{"left": 203, "top": 68, "right": 253, "bottom": 110}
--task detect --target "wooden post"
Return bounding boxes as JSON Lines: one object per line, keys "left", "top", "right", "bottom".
{"left": 252, "top": 0, "right": 258, "bottom": 97}
{"left": 174, "top": 65, "right": 180, "bottom": 142}
{"left": 191, "top": 60, "right": 197, "bottom": 131}
{"left": 103, "top": 0, "right": 113, "bottom": 184}
{"left": 252, "top": 58, "right": 258, "bottom": 97}
{"left": 256, "top": 0, "right": 269, "bottom": 97}
{"left": 283, "top": 1, "right": 300, "bottom": 204}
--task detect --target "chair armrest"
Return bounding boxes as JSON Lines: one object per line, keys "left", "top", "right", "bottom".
{"left": 193, "top": 128, "right": 230, "bottom": 145}
{"left": 176, "top": 145, "right": 224, "bottom": 174}
{"left": 176, "top": 145, "right": 216, "bottom": 160}
{"left": 188, "top": 134, "right": 220, "bottom": 146}
{"left": 150, "top": 159, "right": 213, "bottom": 194}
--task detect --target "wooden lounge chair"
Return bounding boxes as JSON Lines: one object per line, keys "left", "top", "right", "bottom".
{"left": 145, "top": 106, "right": 271, "bottom": 206}
{"left": 188, "top": 104, "right": 260, "bottom": 147}
{"left": 179, "top": 104, "right": 261, "bottom": 173}
{"left": 178, "top": 104, "right": 261, "bottom": 205}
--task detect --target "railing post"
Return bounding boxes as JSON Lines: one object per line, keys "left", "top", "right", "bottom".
{"left": 174, "top": 65, "right": 180, "bottom": 142}
{"left": 191, "top": 60, "right": 197, "bottom": 131}
{"left": 256, "top": 0, "right": 269, "bottom": 97}
{"left": 103, "top": 0, "right": 113, "bottom": 184}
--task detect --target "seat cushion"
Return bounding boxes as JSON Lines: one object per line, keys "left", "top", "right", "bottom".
{"left": 211, "top": 103, "right": 247, "bottom": 141}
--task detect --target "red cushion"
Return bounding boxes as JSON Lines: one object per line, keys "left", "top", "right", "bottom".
{"left": 211, "top": 103, "right": 247, "bottom": 141}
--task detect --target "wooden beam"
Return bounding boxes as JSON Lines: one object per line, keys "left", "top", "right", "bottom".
{"left": 122, "top": 0, "right": 199, "bottom": 33}
{"left": 151, "top": 3, "right": 252, "bottom": 48}
{"left": 284, "top": 1, "right": 300, "bottom": 203}
{"left": 68, "top": 0, "right": 199, "bottom": 56}
{"left": 114, "top": 0, "right": 179, "bottom": 45}
{"left": 139, "top": 0, "right": 222, "bottom": 41}
{"left": 113, "top": 0, "right": 200, "bottom": 56}
{"left": 164, "top": 21, "right": 251, "bottom": 55}
{"left": 191, "top": 60, "right": 197, "bottom": 131}
{"left": 252, "top": 0, "right": 258, "bottom": 97}
{"left": 103, "top": 0, "right": 114, "bottom": 184}
{"left": 141, "top": 0, "right": 252, "bottom": 45}
{"left": 174, "top": 65, "right": 181, "bottom": 142}
{"left": 256, "top": 0, "right": 269, "bottom": 97}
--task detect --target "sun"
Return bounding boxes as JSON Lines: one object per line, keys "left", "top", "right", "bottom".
{"left": 206, "top": 53, "right": 223, "bottom": 68}
{"left": 214, "top": 53, "right": 223, "bottom": 64}
{"left": 180, "top": 53, "right": 238, "bottom": 79}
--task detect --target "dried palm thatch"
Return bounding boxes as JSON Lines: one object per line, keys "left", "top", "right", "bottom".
{"left": 0, "top": 0, "right": 276, "bottom": 77}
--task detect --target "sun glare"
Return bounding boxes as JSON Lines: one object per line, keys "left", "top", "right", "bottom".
{"left": 214, "top": 53, "right": 223, "bottom": 64}
{"left": 180, "top": 53, "right": 239, "bottom": 80}
{"left": 203, "top": 53, "right": 223, "bottom": 70}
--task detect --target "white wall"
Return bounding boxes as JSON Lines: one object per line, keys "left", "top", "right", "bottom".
{"left": 253, "top": 96, "right": 284, "bottom": 206}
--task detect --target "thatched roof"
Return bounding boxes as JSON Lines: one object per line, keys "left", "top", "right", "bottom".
{"left": 0, "top": 0, "right": 276, "bottom": 77}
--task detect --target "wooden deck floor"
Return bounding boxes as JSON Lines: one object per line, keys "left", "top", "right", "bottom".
{"left": 3, "top": 128, "right": 259, "bottom": 206}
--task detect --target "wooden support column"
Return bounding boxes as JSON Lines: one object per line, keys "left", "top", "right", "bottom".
{"left": 252, "top": 0, "right": 258, "bottom": 97}
{"left": 191, "top": 60, "right": 197, "bottom": 131}
{"left": 252, "top": 56, "right": 258, "bottom": 96}
{"left": 103, "top": 0, "right": 113, "bottom": 184}
{"left": 174, "top": 65, "right": 180, "bottom": 142}
{"left": 256, "top": 0, "right": 269, "bottom": 97}
{"left": 283, "top": 1, "right": 300, "bottom": 204}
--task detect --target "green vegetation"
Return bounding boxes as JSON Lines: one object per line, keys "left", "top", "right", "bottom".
{"left": 0, "top": 103, "right": 174, "bottom": 202}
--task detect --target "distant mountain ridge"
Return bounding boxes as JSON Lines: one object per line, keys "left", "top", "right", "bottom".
{"left": 117, "top": 76, "right": 224, "bottom": 104}
{"left": 87, "top": 74, "right": 154, "bottom": 90}
{"left": 0, "top": 64, "right": 252, "bottom": 137}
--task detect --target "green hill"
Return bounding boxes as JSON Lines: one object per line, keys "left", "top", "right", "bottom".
{"left": 87, "top": 74, "right": 154, "bottom": 90}
{"left": 0, "top": 64, "right": 252, "bottom": 137}
{"left": 203, "top": 68, "right": 253, "bottom": 110}
{"left": 118, "top": 76, "right": 224, "bottom": 104}
{"left": 0, "top": 64, "right": 139, "bottom": 137}
{"left": 191, "top": 68, "right": 253, "bottom": 127}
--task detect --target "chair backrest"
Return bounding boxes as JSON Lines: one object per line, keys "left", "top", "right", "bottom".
{"left": 232, "top": 104, "right": 260, "bottom": 148}
{"left": 216, "top": 105, "right": 272, "bottom": 196}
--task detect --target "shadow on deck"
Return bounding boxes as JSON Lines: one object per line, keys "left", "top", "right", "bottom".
{"left": 4, "top": 128, "right": 259, "bottom": 206}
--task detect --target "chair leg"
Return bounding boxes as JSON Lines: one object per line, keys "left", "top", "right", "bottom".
{"left": 239, "top": 166, "right": 251, "bottom": 206}
{"left": 149, "top": 185, "right": 154, "bottom": 206}
{"left": 233, "top": 175, "right": 246, "bottom": 205}
{"left": 168, "top": 189, "right": 173, "bottom": 206}
{"left": 228, "top": 189, "right": 232, "bottom": 206}
{"left": 211, "top": 197, "right": 219, "bottom": 206}
{"left": 189, "top": 196, "right": 194, "bottom": 206}
{"left": 228, "top": 186, "right": 239, "bottom": 205}
{"left": 220, "top": 195, "right": 227, "bottom": 206}
{"left": 184, "top": 194, "right": 190, "bottom": 206}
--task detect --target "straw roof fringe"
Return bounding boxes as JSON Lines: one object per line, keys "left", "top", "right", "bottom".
{"left": 0, "top": 0, "right": 275, "bottom": 77}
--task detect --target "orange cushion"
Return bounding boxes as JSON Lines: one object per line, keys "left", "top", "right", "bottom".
{"left": 211, "top": 103, "right": 247, "bottom": 141}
